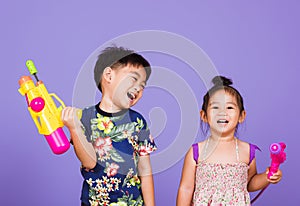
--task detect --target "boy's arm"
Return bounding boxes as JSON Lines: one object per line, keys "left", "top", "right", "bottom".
{"left": 138, "top": 155, "right": 155, "bottom": 206}
{"left": 176, "top": 147, "right": 196, "bottom": 206}
{"left": 62, "top": 107, "right": 97, "bottom": 169}
{"left": 247, "top": 158, "right": 282, "bottom": 192}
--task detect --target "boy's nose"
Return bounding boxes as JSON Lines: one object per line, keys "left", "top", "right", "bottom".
{"left": 134, "top": 85, "right": 142, "bottom": 92}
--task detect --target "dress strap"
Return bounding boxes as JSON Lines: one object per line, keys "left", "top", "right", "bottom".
{"left": 235, "top": 138, "right": 240, "bottom": 162}
{"left": 192, "top": 143, "right": 199, "bottom": 163}
{"left": 249, "top": 143, "right": 261, "bottom": 165}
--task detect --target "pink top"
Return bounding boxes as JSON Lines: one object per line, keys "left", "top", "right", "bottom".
{"left": 192, "top": 140, "right": 258, "bottom": 206}
{"left": 193, "top": 161, "right": 250, "bottom": 206}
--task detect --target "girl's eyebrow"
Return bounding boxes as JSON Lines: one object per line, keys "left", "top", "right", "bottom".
{"left": 209, "top": 102, "right": 220, "bottom": 105}
{"left": 209, "top": 101, "right": 237, "bottom": 106}
{"left": 226, "top": 102, "right": 238, "bottom": 106}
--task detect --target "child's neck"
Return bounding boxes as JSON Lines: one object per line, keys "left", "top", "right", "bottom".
{"left": 99, "top": 99, "right": 120, "bottom": 113}
{"left": 210, "top": 134, "right": 235, "bottom": 142}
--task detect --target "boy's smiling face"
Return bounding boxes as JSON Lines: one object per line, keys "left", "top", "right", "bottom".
{"left": 110, "top": 64, "right": 147, "bottom": 110}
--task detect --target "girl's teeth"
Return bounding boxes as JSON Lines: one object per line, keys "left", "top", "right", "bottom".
{"left": 217, "top": 120, "right": 228, "bottom": 123}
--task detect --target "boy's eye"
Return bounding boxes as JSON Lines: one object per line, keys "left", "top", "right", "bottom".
{"left": 131, "top": 76, "right": 138, "bottom": 81}
{"left": 227, "top": 106, "right": 234, "bottom": 109}
{"left": 212, "top": 106, "right": 218, "bottom": 109}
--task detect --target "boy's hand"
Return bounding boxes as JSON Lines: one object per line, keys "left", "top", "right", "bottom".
{"left": 61, "top": 107, "right": 97, "bottom": 169}
{"left": 266, "top": 167, "right": 282, "bottom": 184}
{"left": 61, "top": 107, "right": 82, "bottom": 131}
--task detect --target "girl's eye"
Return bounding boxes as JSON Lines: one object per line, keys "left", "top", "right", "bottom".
{"left": 212, "top": 106, "right": 218, "bottom": 109}
{"left": 227, "top": 106, "right": 234, "bottom": 109}
{"left": 141, "top": 85, "right": 145, "bottom": 90}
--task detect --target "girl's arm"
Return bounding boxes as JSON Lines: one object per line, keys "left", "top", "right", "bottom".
{"left": 138, "top": 155, "right": 155, "bottom": 206}
{"left": 61, "top": 107, "right": 97, "bottom": 169}
{"left": 176, "top": 147, "right": 196, "bottom": 206}
{"left": 247, "top": 158, "right": 283, "bottom": 192}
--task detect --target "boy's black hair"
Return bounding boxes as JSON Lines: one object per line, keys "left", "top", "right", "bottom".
{"left": 94, "top": 46, "right": 151, "bottom": 92}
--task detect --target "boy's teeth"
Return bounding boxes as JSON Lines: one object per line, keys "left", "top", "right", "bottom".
{"left": 127, "top": 92, "right": 135, "bottom": 100}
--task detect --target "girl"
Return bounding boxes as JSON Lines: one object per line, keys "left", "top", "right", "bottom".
{"left": 177, "top": 76, "right": 282, "bottom": 206}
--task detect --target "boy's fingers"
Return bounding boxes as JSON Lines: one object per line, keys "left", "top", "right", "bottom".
{"left": 62, "top": 107, "right": 78, "bottom": 123}
{"left": 61, "top": 107, "right": 69, "bottom": 120}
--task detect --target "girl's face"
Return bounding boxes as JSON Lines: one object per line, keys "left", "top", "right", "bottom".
{"left": 201, "top": 89, "right": 245, "bottom": 137}
{"left": 110, "top": 64, "right": 147, "bottom": 110}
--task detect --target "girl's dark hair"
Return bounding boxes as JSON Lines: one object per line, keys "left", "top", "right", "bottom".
{"left": 201, "top": 76, "right": 245, "bottom": 135}
{"left": 94, "top": 46, "right": 151, "bottom": 92}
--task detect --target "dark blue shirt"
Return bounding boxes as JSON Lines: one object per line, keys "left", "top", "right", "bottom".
{"left": 80, "top": 103, "right": 157, "bottom": 205}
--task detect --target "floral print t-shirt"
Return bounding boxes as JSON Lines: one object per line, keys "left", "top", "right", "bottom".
{"left": 79, "top": 103, "right": 157, "bottom": 206}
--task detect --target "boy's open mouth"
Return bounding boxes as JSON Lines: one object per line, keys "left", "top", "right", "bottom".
{"left": 127, "top": 92, "right": 135, "bottom": 101}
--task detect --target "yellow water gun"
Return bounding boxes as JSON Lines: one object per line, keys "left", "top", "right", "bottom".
{"left": 18, "top": 60, "right": 70, "bottom": 154}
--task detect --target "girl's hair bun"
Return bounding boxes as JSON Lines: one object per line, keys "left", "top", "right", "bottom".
{"left": 212, "top": 76, "right": 233, "bottom": 87}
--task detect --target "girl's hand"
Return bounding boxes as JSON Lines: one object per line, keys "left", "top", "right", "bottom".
{"left": 266, "top": 167, "right": 282, "bottom": 184}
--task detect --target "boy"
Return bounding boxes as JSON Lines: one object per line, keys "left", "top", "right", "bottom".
{"left": 62, "top": 46, "right": 157, "bottom": 206}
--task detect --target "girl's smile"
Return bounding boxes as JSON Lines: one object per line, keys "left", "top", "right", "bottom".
{"left": 201, "top": 89, "right": 245, "bottom": 137}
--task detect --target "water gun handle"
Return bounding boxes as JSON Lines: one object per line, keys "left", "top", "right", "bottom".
{"left": 269, "top": 160, "right": 280, "bottom": 178}
{"left": 268, "top": 142, "right": 286, "bottom": 179}
{"left": 49, "top": 93, "right": 66, "bottom": 110}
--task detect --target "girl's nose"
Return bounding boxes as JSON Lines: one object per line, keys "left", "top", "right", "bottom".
{"left": 218, "top": 109, "right": 227, "bottom": 115}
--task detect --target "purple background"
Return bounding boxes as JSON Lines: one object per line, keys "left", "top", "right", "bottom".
{"left": 2, "top": 1, "right": 298, "bottom": 205}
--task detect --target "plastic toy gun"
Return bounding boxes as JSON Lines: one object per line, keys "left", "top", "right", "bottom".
{"left": 18, "top": 60, "right": 70, "bottom": 155}
{"left": 268, "top": 142, "right": 286, "bottom": 179}
{"left": 251, "top": 142, "right": 287, "bottom": 204}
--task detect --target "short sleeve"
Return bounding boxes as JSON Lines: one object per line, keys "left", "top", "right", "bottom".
{"left": 80, "top": 106, "right": 95, "bottom": 143}
{"left": 249, "top": 143, "right": 261, "bottom": 165}
{"left": 130, "top": 111, "right": 157, "bottom": 156}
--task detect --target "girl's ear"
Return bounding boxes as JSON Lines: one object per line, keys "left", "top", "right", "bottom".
{"left": 200, "top": 110, "right": 208, "bottom": 122}
{"left": 239, "top": 110, "right": 246, "bottom": 123}
{"left": 102, "top": 67, "right": 113, "bottom": 83}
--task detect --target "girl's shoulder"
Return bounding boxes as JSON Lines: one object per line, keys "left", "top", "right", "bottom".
{"left": 237, "top": 139, "right": 260, "bottom": 150}
{"left": 237, "top": 139, "right": 250, "bottom": 149}
{"left": 190, "top": 141, "right": 206, "bottom": 154}
{"left": 192, "top": 141, "right": 206, "bottom": 147}
{"left": 237, "top": 139, "right": 261, "bottom": 164}
{"left": 190, "top": 141, "right": 208, "bottom": 163}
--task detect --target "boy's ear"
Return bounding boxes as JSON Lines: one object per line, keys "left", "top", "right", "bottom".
{"left": 200, "top": 110, "right": 207, "bottom": 122}
{"left": 239, "top": 110, "right": 246, "bottom": 123}
{"left": 102, "top": 67, "right": 113, "bottom": 82}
